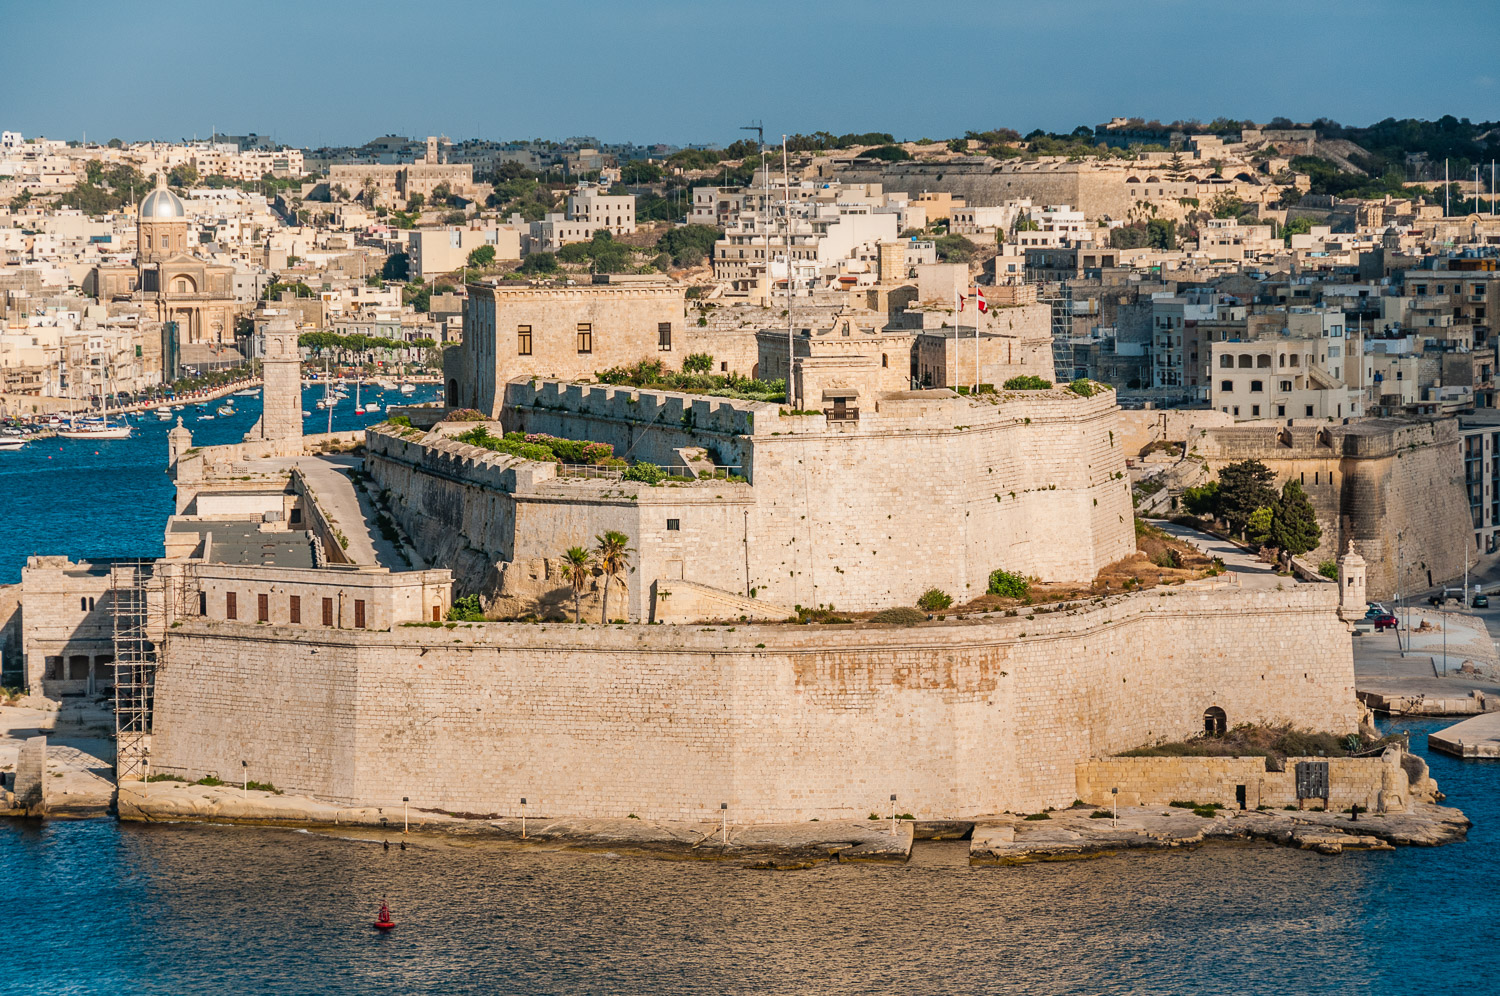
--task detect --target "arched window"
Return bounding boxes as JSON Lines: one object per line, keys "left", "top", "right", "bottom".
{"left": 1219, "top": 354, "right": 1233, "bottom": 369}
{"left": 1238, "top": 355, "right": 1253, "bottom": 368}
{"left": 1204, "top": 706, "right": 1227, "bottom": 736}
{"left": 1257, "top": 355, "right": 1271, "bottom": 368}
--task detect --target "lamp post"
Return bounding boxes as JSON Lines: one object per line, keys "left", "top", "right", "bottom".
{"left": 1112, "top": 787, "right": 1118, "bottom": 828}
{"left": 520, "top": 797, "right": 527, "bottom": 839}
{"left": 402, "top": 796, "right": 409, "bottom": 834}
{"left": 241, "top": 759, "right": 247, "bottom": 794}
{"left": 720, "top": 802, "right": 728, "bottom": 847}
{"left": 890, "top": 794, "right": 898, "bottom": 837}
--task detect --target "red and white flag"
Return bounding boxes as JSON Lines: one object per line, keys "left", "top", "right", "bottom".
{"left": 975, "top": 286, "right": 987, "bottom": 313}
{"left": 956, "top": 288, "right": 964, "bottom": 313}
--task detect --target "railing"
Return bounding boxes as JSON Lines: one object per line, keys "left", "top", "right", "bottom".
{"left": 824, "top": 407, "right": 860, "bottom": 422}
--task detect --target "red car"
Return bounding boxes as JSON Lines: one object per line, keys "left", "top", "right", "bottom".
{"left": 1373, "top": 613, "right": 1398, "bottom": 631}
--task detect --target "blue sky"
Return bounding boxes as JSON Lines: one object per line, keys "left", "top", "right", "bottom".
{"left": 6, "top": 0, "right": 1496, "bottom": 148}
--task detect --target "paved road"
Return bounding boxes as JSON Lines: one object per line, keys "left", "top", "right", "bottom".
{"left": 1153, "top": 521, "right": 1294, "bottom": 590}
{"left": 256, "top": 454, "right": 406, "bottom": 568}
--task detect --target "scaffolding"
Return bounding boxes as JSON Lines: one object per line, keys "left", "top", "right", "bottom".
{"left": 1042, "top": 280, "right": 1075, "bottom": 380}
{"left": 112, "top": 560, "right": 156, "bottom": 783}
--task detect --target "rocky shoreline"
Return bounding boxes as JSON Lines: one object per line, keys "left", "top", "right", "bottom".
{"left": 110, "top": 783, "right": 1470, "bottom": 866}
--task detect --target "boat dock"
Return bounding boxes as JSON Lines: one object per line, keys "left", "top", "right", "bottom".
{"left": 1429, "top": 712, "right": 1500, "bottom": 759}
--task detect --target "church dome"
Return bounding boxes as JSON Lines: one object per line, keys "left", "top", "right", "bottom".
{"left": 140, "top": 186, "right": 186, "bottom": 219}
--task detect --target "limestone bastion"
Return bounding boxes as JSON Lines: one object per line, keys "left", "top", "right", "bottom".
{"left": 365, "top": 378, "right": 1139, "bottom": 620}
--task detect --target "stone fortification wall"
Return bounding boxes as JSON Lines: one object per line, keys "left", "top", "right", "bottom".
{"left": 1115, "top": 408, "right": 1236, "bottom": 458}
{"left": 1192, "top": 418, "right": 1467, "bottom": 598}
{"left": 1075, "top": 751, "right": 1435, "bottom": 813}
{"left": 367, "top": 380, "right": 1136, "bottom": 615}
{"left": 149, "top": 583, "right": 1359, "bottom": 822}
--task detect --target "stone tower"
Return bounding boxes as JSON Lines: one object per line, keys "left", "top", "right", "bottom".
{"left": 247, "top": 314, "right": 303, "bottom": 448}
{"left": 138, "top": 173, "right": 189, "bottom": 264}
{"left": 167, "top": 417, "right": 193, "bottom": 468}
{"left": 1337, "top": 540, "right": 1367, "bottom": 622}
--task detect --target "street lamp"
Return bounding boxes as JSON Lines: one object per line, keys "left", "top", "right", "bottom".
{"left": 890, "top": 794, "right": 898, "bottom": 837}
{"left": 520, "top": 797, "right": 527, "bottom": 839}
{"left": 241, "top": 759, "right": 247, "bottom": 793}
{"left": 1112, "top": 787, "right": 1118, "bottom": 828}
{"left": 403, "top": 795, "right": 409, "bottom": 834}
{"left": 720, "top": 802, "right": 728, "bottom": 846}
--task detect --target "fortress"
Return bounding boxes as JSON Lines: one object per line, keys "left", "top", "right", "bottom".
{"left": 3, "top": 296, "right": 1388, "bottom": 825}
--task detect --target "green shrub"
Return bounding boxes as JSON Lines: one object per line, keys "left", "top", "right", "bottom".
{"left": 1089, "top": 810, "right": 1112, "bottom": 819}
{"left": 195, "top": 776, "right": 225, "bottom": 787}
{"left": 245, "top": 780, "right": 283, "bottom": 795}
{"left": 1318, "top": 560, "right": 1339, "bottom": 580}
{"left": 622, "top": 462, "right": 666, "bottom": 484}
{"left": 444, "top": 408, "right": 488, "bottom": 422}
{"left": 447, "top": 594, "right": 485, "bottom": 622}
{"left": 987, "top": 569, "right": 1030, "bottom": 599}
{"left": 916, "top": 588, "right": 953, "bottom": 611}
{"left": 1003, "top": 375, "right": 1052, "bottom": 390}
{"left": 1022, "top": 812, "right": 1051, "bottom": 821}
{"left": 681, "top": 352, "right": 715, "bottom": 374}
{"left": 386, "top": 414, "right": 412, "bottom": 427}
{"left": 1068, "top": 378, "right": 1096, "bottom": 397}
{"left": 869, "top": 606, "right": 926, "bottom": 625}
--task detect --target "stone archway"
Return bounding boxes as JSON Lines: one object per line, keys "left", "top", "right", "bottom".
{"left": 1203, "top": 706, "right": 1227, "bottom": 736}
{"left": 446, "top": 378, "right": 459, "bottom": 407}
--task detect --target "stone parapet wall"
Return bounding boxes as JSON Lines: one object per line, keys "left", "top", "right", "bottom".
{"left": 149, "top": 583, "right": 1359, "bottom": 823}
{"left": 1076, "top": 751, "right": 1430, "bottom": 813}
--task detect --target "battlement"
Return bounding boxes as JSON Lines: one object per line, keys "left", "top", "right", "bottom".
{"left": 504, "top": 379, "right": 771, "bottom": 438}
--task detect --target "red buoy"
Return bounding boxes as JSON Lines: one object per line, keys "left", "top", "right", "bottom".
{"left": 373, "top": 900, "right": 396, "bottom": 931}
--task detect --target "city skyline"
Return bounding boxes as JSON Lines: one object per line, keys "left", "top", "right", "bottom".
{"left": 8, "top": 0, "right": 1498, "bottom": 149}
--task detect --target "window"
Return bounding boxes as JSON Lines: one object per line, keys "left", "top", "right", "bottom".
{"left": 1250, "top": 380, "right": 1263, "bottom": 392}
{"left": 1232, "top": 406, "right": 1240, "bottom": 416}
{"left": 160, "top": 235, "right": 168, "bottom": 249}
{"left": 322, "top": 597, "right": 334, "bottom": 626}
{"left": 354, "top": 599, "right": 366, "bottom": 629}
{"left": 658, "top": 322, "right": 672, "bottom": 350}
{"left": 289, "top": 595, "right": 301, "bottom": 624}
{"left": 257, "top": 593, "right": 269, "bottom": 623}
{"left": 1277, "top": 405, "right": 1286, "bottom": 417}
{"left": 1238, "top": 355, "right": 1252, "bottom": 368}
{"left": 1305, "top": 405, "right": 1314, "bottom": 417}
{"left": 666, "top": 518, "right": 680, "bottom": 531}
{"left": 1280, "top": 380, "right": 1292, "bottom": 392}
{"left": 577, "top": 323, "right": 592, "bottom": 354}
{"left": 1220, "top": 380, "right": 1233, "bottom": 393}
{"left": 80, "top": 597, "right": 87, "bottom": 611}
{"left": 226, "top": 591, "right": 238, "bottom": 620}
{"left": 517, "top": 326, "right": 532, "bottom": 355}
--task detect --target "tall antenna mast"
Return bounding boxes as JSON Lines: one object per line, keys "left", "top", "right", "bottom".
{"left": 740, "top": 121, "right": 767, "bottom": 306}
{"left": 782, "top": 134, "right": 793, "bottom": 405}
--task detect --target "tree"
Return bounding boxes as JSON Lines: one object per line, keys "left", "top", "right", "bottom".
{"left": 933, "top": 234, "right": 979, "bottom": 262}
{"left": 168, "top": 163, "right": 199, "bottom": 188}
{"left": 106, "top": 138, "right": 123, "bottom": 149}
{"left": 381, "top": 252, "right": 410, "bottom": 281}
{"left": 406, "top": 193, "right": 425, "bottom": 211}
{"left": 1215, "top": 460, "right": 1277, "bottom": 537}
{"left": 562, "top": 546, "right": 592, "bottom": 623}
{"left": 1268, "top": 480, "right": 1322, "bottom": 559}
{"left": 430, "top": 182, "right": 452, "bottom": 206}
{"left": 1166, "top": 151, "right": 1188, "bottom": 179}
{"left": 518, "top": 251, "right": 558, "bottom": 274}
{"left": 594, "top": 531, "right": 633, "bottom": 624}
{"left": 467, "top": 245, "right": 496, "bottom": 268}
{"left": 1208, "top": 192, "right": 1246, "bottom": 219}
{"left": 657, "top": 224, "right": 722, "bottom": 267}
{"left": 1181, "top": 481, "right": 1219, "bottom": 517}
{"left": 1146, "top": 217, "right": 1178, "bottom": 250}
{"left": 1247, "top": 506, "right": 1273, "bottom": 546}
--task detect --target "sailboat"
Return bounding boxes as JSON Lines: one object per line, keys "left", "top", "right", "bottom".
{"left": 59, "top": 354, "right": 131, "bottom": 439}
{"left": 354, "top": 376, "right": 364, "bottom": 415}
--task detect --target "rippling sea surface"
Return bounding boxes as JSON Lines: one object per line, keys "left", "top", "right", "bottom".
{"left": 3, "top": 388, "right": 1496, "bottom": 993}
{"left": 0, "top": 719, "right": 1492, "bottom": 995}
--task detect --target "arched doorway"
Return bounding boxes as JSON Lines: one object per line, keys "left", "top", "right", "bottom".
{"left": 446, "top": 378, "right": 458, "bottom": 407}
{"left": 1203, "top": 706, "right": 1227, "bottom": 736}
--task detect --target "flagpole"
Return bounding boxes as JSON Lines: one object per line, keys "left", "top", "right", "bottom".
{"left": 973, "top": 282, "right": 980, "bottom": 394}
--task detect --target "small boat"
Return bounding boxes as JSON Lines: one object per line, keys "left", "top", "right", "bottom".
{"left": 199, "top": 414, "right": 215, "bottom": 421}
{"left": 156, "top": 410, "right": 173, "bottom": 420}
{"left": 365, "top": 402, "right": 380, "bottom": 412}
{"left": 302, "top": 410, "right": 312, "bottom": 417}
{"left": 234, "top": 389, "right": 259, "bottom": 397}
{"left": 0, "top": 438, "right": 24, "bottom": 451}
{"left": 59, "top": 424, "right": 132, "bottom": 440}
{"left": 373, "top": 900, "right": 396, "bottom": 931}
{"left": 400, "top": 384, "right": 416, "bottom": 395}
{"left": 216, "top": 405, "right": 235, "bottom": 416}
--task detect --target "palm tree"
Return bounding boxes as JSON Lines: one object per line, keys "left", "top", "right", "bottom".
{"left": 594, "top": 531, "right": 633, "bottom": 624}
{"left": 562, "top": 546, "right": 592, "bottom": 623}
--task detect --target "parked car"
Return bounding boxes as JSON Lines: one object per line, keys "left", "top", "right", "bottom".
{"left": 1473, "top": 594, "right": 1490, "bottom": 608}
{"left": 1364, "top": 604, "right": 1388, "bottom": 620}
{"left": 1373, "top": 613, "right": 1398, "bottom": 631}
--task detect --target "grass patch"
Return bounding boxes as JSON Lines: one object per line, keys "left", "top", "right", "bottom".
{"left": 1089, "top": 810, "right": 1113, "bottom": 819}
{"left": 1022, "top": 812, "right": 1051, "bottom": 821}
{"left": 869, "top": 606, "right": 926, "bottom": 625}
{"left": 145, "top": 773, "right": 187, "bottom": 783}
{"left": 246, "top": 781, "right": 282, "bottom": 795}
{"left": 194, "top": 776, "right": 225, "bottom": 787}
{"left": 1120, "top": 723, "right": 1402, "bottom": 763}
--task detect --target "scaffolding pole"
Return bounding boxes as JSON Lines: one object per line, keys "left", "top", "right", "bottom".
{"left": 112, "top": 560, "right": 156, "bottom": 784}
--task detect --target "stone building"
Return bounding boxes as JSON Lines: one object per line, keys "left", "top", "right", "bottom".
{"left": 90, "top": 176, "right": 238, "bottom": 346}
{"left": 243, "top": 313, "right": 302, "bottom": 450}
{"left": 447, "top": 278, "right": 687, "bottom": 414}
